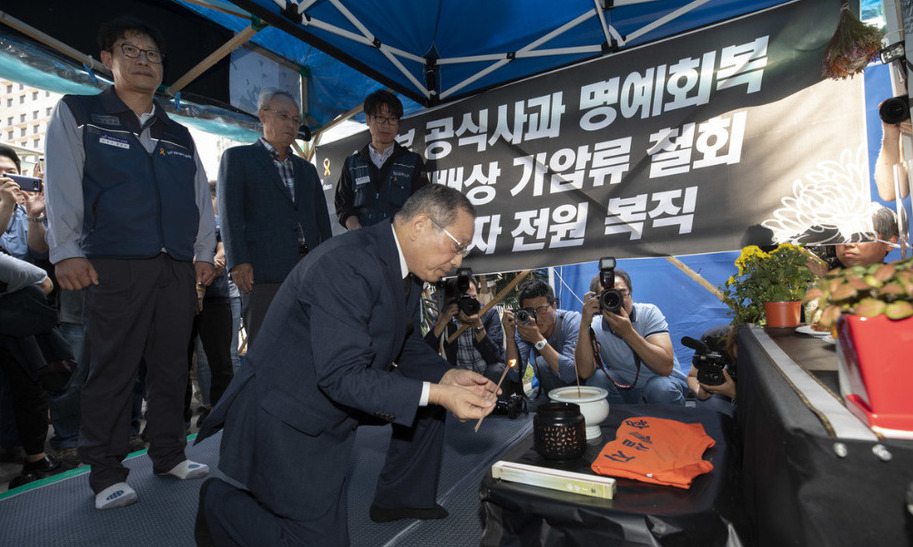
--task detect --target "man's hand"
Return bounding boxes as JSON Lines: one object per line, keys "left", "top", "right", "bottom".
{"left": 195, "top": 261, "right": 215, "bottom": 286}
{"left": 431, "top": 369, "right": 498, "bottom": 420}
{"left": 700, "top": 369, "right": 737, "bottom": 400}
{"left": 516, "top": 317, "right": 543, "bottom": 344}
{"left": 602, "top": 306, "right": 635, "bottom": 339}
{"left": 457, "top": 310, "right": 483, "bottom": 329}
{"left": 55, "top": 258, "right": 99, "bottom": 291}
{"left": 23, "top": 191, "right": 45, "bottom": 218}
{"left": 345, "top": 216, "right": 362, "bottom": 231}
{"left": 581, "top": 291, "right": 600, "bottom": 323}
{"left": 0, "top": 179, "right": 19, "bottom": 208}
{"left": 230, "top": 263, "right": 254, "bottom": 293}
{"left": 501, "top": 309, "right": 517, "bottom": 337}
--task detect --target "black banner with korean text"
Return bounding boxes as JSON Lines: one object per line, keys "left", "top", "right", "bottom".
{"left": 317, "top": 0, "right": 865, "bottom": 274}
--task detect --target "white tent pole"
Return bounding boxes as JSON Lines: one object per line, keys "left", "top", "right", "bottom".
{"left": 516, "top": 46, "right": 603, "bottom": 58}
{"left": 624, "top": 0, "right": 711, "bottom": 43}
{"left": 593, "top": 0, "right": 615, "bottom": 48}
{"left": 440, "top": 10, "right": 593, "bottom": 99}
{"left": 295, "top": 0, "right": 320, "bottom": 14}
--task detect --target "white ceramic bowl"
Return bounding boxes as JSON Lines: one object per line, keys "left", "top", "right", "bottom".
{"left": 548, "top": 386, "right": 609, "bottom": 441}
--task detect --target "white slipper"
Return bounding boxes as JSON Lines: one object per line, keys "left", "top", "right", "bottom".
{"left": 159, "top": 459, "right": 209, "bottom": 480}
{"left": 95, "top": 482, "right": 137, "bottom": 510}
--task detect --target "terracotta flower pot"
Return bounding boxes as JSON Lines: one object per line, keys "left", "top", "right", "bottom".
{"left": 837, "top": 314, "right": 913, "bottom": 438}
{"left": 764, "top": 301, "right": 801, "bottom": 328}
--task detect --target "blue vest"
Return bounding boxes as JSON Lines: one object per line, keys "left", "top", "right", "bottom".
{"left": 344, "top": 146, "right": 422, "bottom": 227}
{"left": 63, "top": 88, "right": 199, "bottom": 261}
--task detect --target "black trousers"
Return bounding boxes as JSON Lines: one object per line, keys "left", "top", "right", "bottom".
{"left": 242, "top": 283, "right": 281, "bottom": 348}
{"left": 0, "top": 347, "right": 48, "bottom": 456}
{"left": 80, "top": 255, "right": 195, "bottom": 493}
{"left": 185, "top": 297, "right": 234, "bottom": 419}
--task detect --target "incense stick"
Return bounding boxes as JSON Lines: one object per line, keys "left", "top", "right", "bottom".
{"left": 475, "top": 359, "right": 517, "bottom": 432}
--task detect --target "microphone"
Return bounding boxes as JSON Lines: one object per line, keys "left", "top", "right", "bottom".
{"left": 681, "top": 336, "right": 711, "bottom": 354}
{"left": 297, "top": 125, "right": 312, "bottom": 142}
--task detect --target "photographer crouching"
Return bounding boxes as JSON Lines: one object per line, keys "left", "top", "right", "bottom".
{"left": 575, "top": 258, "right": 688, "bottom": 405}
{"left": 424, "top": 270, "right": 506, "bottom": 384}
{"left": 686, "top": 326, "right": 737, "bottom": 417}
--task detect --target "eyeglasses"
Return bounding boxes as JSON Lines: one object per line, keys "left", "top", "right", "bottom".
{"left": 430, "top": 219, "right": 470, "bottom": 257}
{"left": 118, "top": 43, "right": 164, "bottom": 64}
{"left": 522, "top": 305, "right": 552, "bottom": 316}
{"left": 370, "top": 115, "right": 400, "bottom": 126}
{"left": 263, "top": 109, "right": 302, "bottom": 125}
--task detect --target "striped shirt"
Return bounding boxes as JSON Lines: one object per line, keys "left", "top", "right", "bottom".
{"left": 258, "top": 138, "right": 295, "bottom": 202}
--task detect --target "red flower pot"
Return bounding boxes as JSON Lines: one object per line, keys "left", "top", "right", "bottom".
{"left": 764, "top": 301, "right": 801, "bottom": 328}
{"left": 837, "top": 314, "right": 913, "bottom": 438}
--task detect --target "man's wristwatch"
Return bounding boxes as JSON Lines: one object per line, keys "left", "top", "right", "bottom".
{"left": 534, "top": 339, "right": 548, "bottom": 351}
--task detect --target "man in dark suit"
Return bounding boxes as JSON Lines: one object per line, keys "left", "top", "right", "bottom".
{"left": 218, "top": 89, "right": 332, "bottom": 343}
{"left": 195, "top": 184, "right": 497, "bottom": 546}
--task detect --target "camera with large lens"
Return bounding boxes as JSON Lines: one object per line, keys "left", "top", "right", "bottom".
{"left": 682, "top": 336, "right": 729, "bottom": 386}
{"left": 880, "top": 95, "right": 911, "bottom": 125}
{"left": 598, "top": 256, "right": 623, "bottom": 314}
{"left": 441, "top": 268, "right": 481, "bottom": 316}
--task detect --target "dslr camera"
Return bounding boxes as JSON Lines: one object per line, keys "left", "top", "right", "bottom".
{"left": 682, "top": 336, "right": 729, "bottom": 386}
{"left": 598, "top": 256, "right": 624, "bottom": 314}
{"left": 441, "top": 268, "right": 481, "bottom": 316}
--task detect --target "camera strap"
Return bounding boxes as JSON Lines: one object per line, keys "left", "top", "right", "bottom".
{"left": 589, "top": 326, "right": 642, "bottom": 391}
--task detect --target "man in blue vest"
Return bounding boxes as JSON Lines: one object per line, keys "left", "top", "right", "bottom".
{"left": 334, "top": 90, "right": 428, "bottom": 230}
{"left": 44, "top": 16, "right": 216, "bottom": 510}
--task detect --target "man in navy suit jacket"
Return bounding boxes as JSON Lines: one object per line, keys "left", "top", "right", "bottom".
{"left": 218, "top": 89, "right": 332, "bottom": 343}
{"left": 195, "top": 185, "right": 498, "bottom": 546}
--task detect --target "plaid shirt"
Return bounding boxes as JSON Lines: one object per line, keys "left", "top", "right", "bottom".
{"left": 259, "top": 138, "right": 295, "bottom": 202}
{"left": 455, "top": 325, "right": 488, "bottom": 374}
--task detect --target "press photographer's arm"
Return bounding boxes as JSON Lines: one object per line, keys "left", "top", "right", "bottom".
{"left": 874, "top": 104, "right": 911, "bottom": 202}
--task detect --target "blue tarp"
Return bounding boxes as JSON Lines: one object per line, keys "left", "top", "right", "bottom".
{"left": 177, "top": 0, "right": 795, "bottom": 125}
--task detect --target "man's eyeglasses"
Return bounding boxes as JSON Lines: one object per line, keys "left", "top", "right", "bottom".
{"left": 522, "top": 305, "right": 552, "bottom": 316}
{"left": 118, "top": 43, "right": 164, "bottom": 64}
{"left": 370, "top": 115, "right": 400, "bottom": 126}
{"left": 263, "top": 109, "right": 302, "bottom": 125}
{"left": 430, "top": 219, "right": 470, "bottom": 257}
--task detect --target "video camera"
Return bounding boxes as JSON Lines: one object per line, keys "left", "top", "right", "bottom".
{"left": 598, "top": 257, "right": 623, "bottom": 314}
{"left": 681, "top": 336, "right": 729, "bottom": 386}
{"left": 441, "top": 267, "right": 481, "bottom": 316}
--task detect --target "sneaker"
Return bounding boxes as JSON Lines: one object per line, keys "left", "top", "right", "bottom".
{"left": 8, "top": 455, "right": 64, "bottom": 489}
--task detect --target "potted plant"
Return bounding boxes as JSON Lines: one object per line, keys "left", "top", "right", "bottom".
{"left": 803, "top": 257, "right": 913, "bottom": 437}
{"left": 722, "top": 243, "right": 816, "bottom": 327}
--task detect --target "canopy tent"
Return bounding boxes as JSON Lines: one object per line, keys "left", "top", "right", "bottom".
{"left": 2, "top": 0, "right": 815, "bottom": 132}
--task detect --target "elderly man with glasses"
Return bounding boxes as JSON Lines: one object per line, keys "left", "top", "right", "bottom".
{"left": 503, "top": 279, "right": 583, "bottom": 398}
{"left": 575, "top": 270, "right": 689, "bottom": 405}
{"left": 334, "top": 89, "right": 428, "bottom": 230}
{"left": 217, "top": 89, "right": 332, "bottom": 344}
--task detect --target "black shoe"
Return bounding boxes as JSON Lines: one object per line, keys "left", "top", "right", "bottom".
{"left": 52, "top": 447, "right": 82, "bottom": 468}
{"left": 8, "top": 455, "right": 63, "bottom": 489}
{"left": 195, "top": 478, "right": 216, "bottom": 547}
{"left": 128, "top": 435, "right": 147, "bottom": 454}
{"left": 368, "top": 503, "right": 448, "bottom": 523}
{"left": 196, "top": 406, "right": 211, "bottom": 429}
